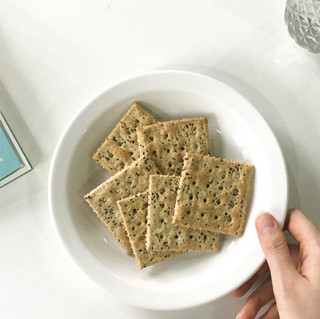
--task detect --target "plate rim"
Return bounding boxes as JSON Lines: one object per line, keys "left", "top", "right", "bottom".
{"left": 48, "top": 69, "right": 288, "bottom": 310}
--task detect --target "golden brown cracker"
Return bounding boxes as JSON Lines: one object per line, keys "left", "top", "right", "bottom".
{"left": 173, "top": 152, "right": 254, "bottom": 236}
{"left": 85, "top": 157, "right": 160, "bottom": 254}
{"left": 93, "top": 102, "right": 157, "bottom": 174}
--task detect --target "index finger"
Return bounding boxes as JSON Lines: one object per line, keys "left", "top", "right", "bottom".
{"left": 284, "top": 208, "right": 320, "bottom": 245}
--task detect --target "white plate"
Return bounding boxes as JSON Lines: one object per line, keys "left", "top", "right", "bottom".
{"left": 48, "top": 70, "right": 287, "bottom": 310}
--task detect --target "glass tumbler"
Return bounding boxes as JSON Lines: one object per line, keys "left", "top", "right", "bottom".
{"left": 285, "top": 0, "right": 320, "bottom": 53}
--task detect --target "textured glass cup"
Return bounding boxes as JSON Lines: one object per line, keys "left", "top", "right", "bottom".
{"left": 285, "top": 0, "right": 320, "bottom": 53}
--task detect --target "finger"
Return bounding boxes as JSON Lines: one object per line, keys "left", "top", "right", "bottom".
{"left": 288, "top": 244, "right": 301, "bottom": 270}
{"left": 258, "top": 302, "right": 279, "bottom": 319}
{"left": 231, "top": 262, "right": 269, "bottom": 297}
{"left": 236, "top": 277, "right": 274, "bottom": 319}
{"left": 285, "top": 208, "right": 320, "bottom": 245}
{"left": 255, "top": 212, "right": 297, "bottom": 286}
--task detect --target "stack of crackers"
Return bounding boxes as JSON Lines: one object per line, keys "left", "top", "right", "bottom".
{"left": 85, "top": 102, "right": 254, "bottom": 269}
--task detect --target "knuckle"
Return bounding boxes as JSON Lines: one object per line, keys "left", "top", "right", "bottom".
{"left": 293, "top": 208, "right": 303, "bottom": 214}
{"left": 264, "top": 235, "right": 287, "bottom": 257}
{"left": 289, "top": 208, "right": 303, "bottom": 216}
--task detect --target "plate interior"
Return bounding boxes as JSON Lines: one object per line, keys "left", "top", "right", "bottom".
{"left": 67, "top": 91, "right": 268, "bottom": 290}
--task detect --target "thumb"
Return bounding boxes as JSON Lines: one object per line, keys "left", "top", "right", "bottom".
{"left": 255, "top": 212, "right": 297, "bottom": 287}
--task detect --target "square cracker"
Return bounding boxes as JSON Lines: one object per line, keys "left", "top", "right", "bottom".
{"left": 117, "top": 192, "right": 182, "bottom": 269}
{"left": 173, "top": 152, "right": 254, "bottom": 236}
{"left": 93, "top": 102, "right": 157, "bottom": 174}
{"left": 147, "top": 175, "right": 219, "bottom": 252}
{"left": 85, "top": 157, "right": 160, "bottom": 255}
{"left": 137, "top": 117, "right": 210, "bottom": 175}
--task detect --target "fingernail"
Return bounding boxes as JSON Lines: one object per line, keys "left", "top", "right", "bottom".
{"left": 256, "top": 213, "right": 275, "bottom": 234}
{"left": 236, "top": 308, "right": 242, "bottom": 319}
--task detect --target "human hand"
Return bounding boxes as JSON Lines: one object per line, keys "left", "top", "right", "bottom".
{"left": 232, "top": 209, "right": 320, "bottom": 319}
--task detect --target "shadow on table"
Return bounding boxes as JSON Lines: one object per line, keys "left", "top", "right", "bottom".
{"left": 110, "top": 274, "right": 273, "bottom": 319}
{"left": 114, "top": 294, "right": 244, "bottom": 319}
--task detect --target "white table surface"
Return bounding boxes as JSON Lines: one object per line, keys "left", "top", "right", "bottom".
{"left": 1, "top": 0, "right": 320, "bottom": 318}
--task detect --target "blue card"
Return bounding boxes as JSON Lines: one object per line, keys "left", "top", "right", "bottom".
{"left": 0, "top": 124, "right": 23, "bottom": 180}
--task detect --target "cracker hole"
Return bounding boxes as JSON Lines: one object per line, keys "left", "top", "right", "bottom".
{"left": 164, "top": 133, "right": 168, "bottom": 139}
{"left": 149, "top": 137, "right": 154, "bottom": 141}
{"left": 187, "top": 210, "right": 190, "bottom": 215}
{"left": 209, "top": 169, "right": 212, "bottom": 173}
